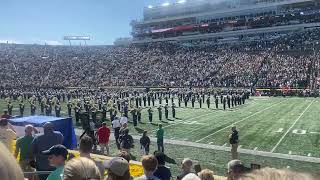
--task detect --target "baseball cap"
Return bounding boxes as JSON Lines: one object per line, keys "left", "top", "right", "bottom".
{"left": 103, "top": 157, "right": 129, "bottom": 176}
{"left": 42, "top": 145, "right": 68, "bottom": 159}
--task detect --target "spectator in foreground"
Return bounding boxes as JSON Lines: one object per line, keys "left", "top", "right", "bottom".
{"left": 97, "top": 122, "right": 111, "bottom": 155}
{"left": 118, "top": 151, "right": 131, "bottom": 162}
{"left": 31, "top": 122, "right": 64, "bottom": 180}
{"left": 238, "top": 167, "right": 314, "bottom": 180}
{"left": 15, "top": 125, "right": 38, "bottom": 179}
{"left": 42, "top": 144, "right": 68, "bottom": 180}
{"left": 135, "top": 155, "right": 160, "bottom": 180}
{"left": 104, "top": 157, "right": 131, "bottom": 180}
{"left": 182, "top": 173, "right": 201, "bottom": 180}
{"left": 177, "top": 158, "right": 193, "bottom": 180}
{"left": 0, "top": 142, "right": 25, "bottom": 180}
{"left": 227, "top": 159, "right": 246, "bottom": 180}
{"left": 79, "top": 136, "right": 105, "bottom": 177}
{"left": 0, "top": 118, "right": 16, "bottom": 152}
{"left": 140, "top": 130, "right": 150, "bottom": 155}
{"left": 153, "top": 151, "right": 172, "bottom": 180}
{"left": 63, "top": 157, "right": 101, "bottom": 180}
{"left": 198, "top": 169, "right": 214, "bottom": 180}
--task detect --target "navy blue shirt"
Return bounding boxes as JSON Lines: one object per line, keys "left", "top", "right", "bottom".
{"left": 154, "top": 165, "right": 172, "bottom": 180}
{"left": 31, "top": 131, "right": 64, "bottom": 170}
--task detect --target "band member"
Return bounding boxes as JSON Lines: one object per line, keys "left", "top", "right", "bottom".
{"left": 206, "top": 97, "right": 210, "bottom": 108}
{"left": 137, "top": 106, "right": 142, "bottom": 122}
{"left": 67, "top": 101, "right": 72, "bottom": 117}
{"left": 131, "top": 108, "right": 138, "bottom": 127}
{"left": 158, "top": 106, "right": 162, "bottom": 121}
{"left": 55, "top": 102, "right": 61, "bottom": 117}
{"left": 172, "top": 103, "right": 176, "bottom": 118}
{"left": 227, "top": 95, "right": 231, "bottom": 109}
{"left": 148, "top": 107, "right": 153, "bottom": 123}
{"left": 164, "top": 104, "right": 169, "bottom": 119}
{"left": 215, "top": 97, "right": 219, "bottom": 109}
{"left": 30, "top": 101, "right": 36, "bottom": 116}
{"left": 7, "top": 102, "right": 13, "bottom": 116}
{"left": 19, "top": 102, "right": 25, "bottom": 117}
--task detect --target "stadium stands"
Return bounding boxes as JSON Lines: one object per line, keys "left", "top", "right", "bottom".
{"left": 0, "top": 28, "right": 320, "bottom": 90}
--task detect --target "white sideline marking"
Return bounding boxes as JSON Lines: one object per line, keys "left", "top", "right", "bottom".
{"left": 75, "top": 128, "right": 320, "bottom": 164}
{"left": 271, "top": 100, "right": 314, "bottom": 153}
{"left": 310, "top": 132, "right": 320, "bottom": 134}
{"left": 195, "top": 100, "right": 285, "bottom": 143}
{"left": 289, "top": 151, "right": 292, "bottom": 155}
{"left": 183, "top": 138, "right": 188, "bottom": 141}
{"left": 308, "top": 153, "right": 312, "bottom": 157}
{"left": 222, "top": 143, "right": 227, "bottom": 146}
{"left": 254, "top": 147, "right": 258, "bottom": 151}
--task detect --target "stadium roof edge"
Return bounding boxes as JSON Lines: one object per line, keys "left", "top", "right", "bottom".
{"left": 133, "top": 0, "right": 313, "bottom": 25}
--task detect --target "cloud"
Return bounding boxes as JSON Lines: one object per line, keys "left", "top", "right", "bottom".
{"left": 0, "top": 39, "right": 23, "bottom": 44}
{"left": 44, "top": 40, "right": 63, "bottom": 45}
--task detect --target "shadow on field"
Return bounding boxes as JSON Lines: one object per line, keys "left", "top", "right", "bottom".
{"left": 134, "top": 127, "right": 145, "bottom": 134}
{"left": 151, "top": 122, "right": 160, "bottom": 126}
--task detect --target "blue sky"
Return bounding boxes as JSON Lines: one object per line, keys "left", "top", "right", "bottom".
{"left": 0, "top": 0, "right": 178, "bottom": 45}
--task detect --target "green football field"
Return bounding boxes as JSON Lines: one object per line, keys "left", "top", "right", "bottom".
{"left": 2, "top": 96, "right": 320, "bottom": 176}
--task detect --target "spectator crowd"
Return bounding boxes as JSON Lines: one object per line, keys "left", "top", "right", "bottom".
{"left": 0, "top": 29, "right": 320, "bottom": 90}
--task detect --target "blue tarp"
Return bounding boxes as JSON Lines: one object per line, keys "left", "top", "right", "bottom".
{"left": 9, "top": 116, "right": 77, "bottom": 149}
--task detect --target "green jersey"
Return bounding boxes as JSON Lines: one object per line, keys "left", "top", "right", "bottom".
{"left": 47, "top": 166, "right": 64, "bottom": 180}
{"left": 156, "top": 128, "right": 164, "bottom": 141}
{"left": 16, "top": 135, "right": 34, "bottom": 161}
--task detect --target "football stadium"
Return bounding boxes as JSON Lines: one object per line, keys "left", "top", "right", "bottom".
{"left": 1, "top": 0, "right": 320, "bottom": 180}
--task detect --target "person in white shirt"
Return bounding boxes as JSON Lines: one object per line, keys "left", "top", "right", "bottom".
{"left": 120, "top": 115, "right": 128, "bottom": 125}
{"left": 112, "top": 117, "right": 121, "bottom": 149}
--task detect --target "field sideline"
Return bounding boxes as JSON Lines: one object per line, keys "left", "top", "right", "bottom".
{"left": 2, "top": 96, "right": 320, "bottom": 176}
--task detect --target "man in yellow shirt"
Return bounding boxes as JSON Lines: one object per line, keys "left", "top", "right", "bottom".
{"left": 0, "top": 119, "right": 16, "bottom": 152}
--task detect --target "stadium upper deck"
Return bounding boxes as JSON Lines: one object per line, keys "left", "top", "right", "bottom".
{"left": 130, "top": 0, "right": 319, "bottom": 43}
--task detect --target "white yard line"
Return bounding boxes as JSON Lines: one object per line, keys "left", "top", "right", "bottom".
{"left": 270, "top": 100, "right": 314, "bottom": 153}
{"left": 152, "top": 110, "right": 219, "bottom": 132}
{"left": 195, "top": 100, "right": 286, "bottom": 143}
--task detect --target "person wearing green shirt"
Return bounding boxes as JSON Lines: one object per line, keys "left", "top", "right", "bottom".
{"left": 15, "top": 125, "right": 38, "bottom": 179}
{"left": 42, "top": 145, "right": 68, "bottom": 180}
{"left": 156, "top": 124, "right": 164, "bottom": 152}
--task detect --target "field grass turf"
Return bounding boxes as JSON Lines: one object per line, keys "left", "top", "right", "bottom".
{"left": 2, "top": 96, "right": 320, "bottom": 177}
